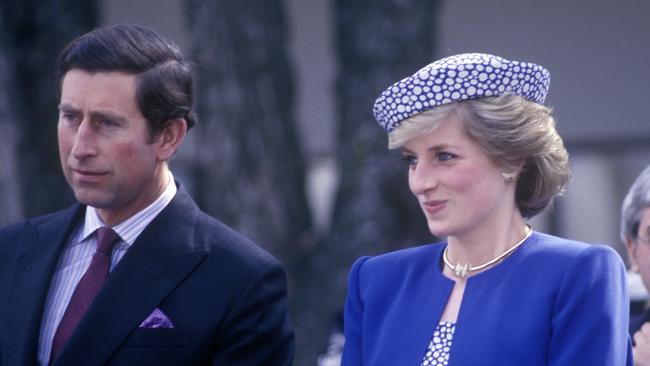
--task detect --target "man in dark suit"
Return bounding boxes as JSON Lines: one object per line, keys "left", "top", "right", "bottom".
{"left": 0, "top": 24, "right": 293, "bottom": 365}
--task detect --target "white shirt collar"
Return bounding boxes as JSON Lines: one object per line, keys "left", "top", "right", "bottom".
{"left": 79, "top": 171, "right": 177, "bottom": 246}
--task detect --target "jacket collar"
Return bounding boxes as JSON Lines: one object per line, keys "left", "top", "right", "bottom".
{"left": 3, "top": 204, "right": 83, "bottom": 366}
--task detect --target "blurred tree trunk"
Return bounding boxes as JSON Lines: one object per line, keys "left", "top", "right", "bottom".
{"left": 0, "top": 1, "right": 97, "bottom": 219}
{"left": 0, "top": 22, "right": 22, "bottom": 226}
{"left": 185, "top": 0, "right": 312, "bottom": 316}
{"left": 293, "top": 1, "right": 440, "bottom": 364}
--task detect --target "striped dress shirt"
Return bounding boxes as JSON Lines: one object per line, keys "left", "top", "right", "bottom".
{"left": 36, "top": 172, "right": 177, "bottom": 365}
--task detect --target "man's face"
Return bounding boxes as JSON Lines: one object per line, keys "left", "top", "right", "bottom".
{"left": 58, "top": 69, "right": 167, "bottom": 225}
{"left": 628, "top": 206, "right": 650, "bottom": 292}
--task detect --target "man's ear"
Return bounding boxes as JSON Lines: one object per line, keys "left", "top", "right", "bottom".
{"left": 626, "top": 236, "right": 640, "bottom": 272}
{"left": 155, "top": 118, "right": 187, "bottom": 161}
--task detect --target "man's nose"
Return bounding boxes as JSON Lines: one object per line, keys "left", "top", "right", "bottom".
{"left": 70, "top": 120, "right": 98, "bottom": 159}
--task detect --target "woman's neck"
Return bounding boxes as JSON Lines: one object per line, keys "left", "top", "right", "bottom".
{"left": 445, "top": 211, "right": 528, "bottom": 271}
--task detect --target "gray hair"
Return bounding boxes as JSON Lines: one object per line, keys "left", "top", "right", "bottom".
{"left": 620, "top": 165, "right": 650, "bottom": 242}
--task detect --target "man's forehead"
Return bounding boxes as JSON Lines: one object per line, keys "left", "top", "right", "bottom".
{"left": 58, "top": 70, "right": 144, "bottom": 120}
{"left": 60, "top": 70, "right": 138, "bottom": 99}
{"left": 61, "top": 69, "right": 137, "bottom": 86}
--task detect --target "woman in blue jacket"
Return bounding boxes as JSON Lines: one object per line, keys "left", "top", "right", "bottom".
{"left": 342, "top": 53, "right": 632, "bottom": 365}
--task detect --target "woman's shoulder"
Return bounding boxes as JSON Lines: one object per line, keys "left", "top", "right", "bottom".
{"left": 525, "top": 231, "right": 623, "bottom": 266}
{"left": 353, "top": 242, "right": 445, "bottom": 277}
{"left": 349, "top": 242, "right": 449, "bottom": 302}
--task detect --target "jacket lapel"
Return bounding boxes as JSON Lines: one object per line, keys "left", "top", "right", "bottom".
{"left": 54, "top": 188, "right": 207, "bottom": 366}
{"left": 3, "top": 205, "right": 83, "bottom": 366}
{"left": 381, "top": 246, "right": 454, "bottom": 365}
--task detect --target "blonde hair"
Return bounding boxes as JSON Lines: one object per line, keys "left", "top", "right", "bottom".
{"left": 388, "top": 95, "right": 570, "bottom": 218}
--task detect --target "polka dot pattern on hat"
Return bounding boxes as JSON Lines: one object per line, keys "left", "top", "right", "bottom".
{"left": 373, "top": 53, "right": 551, "bottom": 132}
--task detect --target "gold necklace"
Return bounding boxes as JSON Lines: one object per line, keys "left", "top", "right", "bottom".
{"left": 443, "top": 226, "right": 532, "bottom": 278}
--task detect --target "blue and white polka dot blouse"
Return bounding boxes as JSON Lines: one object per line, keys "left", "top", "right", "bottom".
{"left": 421, "top": 321, "right": 455, "bottom": 366}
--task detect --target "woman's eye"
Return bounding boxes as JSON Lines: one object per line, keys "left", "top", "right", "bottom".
{"left": 402, "top": 154, "right": 418, "bottom": 167}
{"left": 437, "top": 152, "right": 455, "bottom": 162}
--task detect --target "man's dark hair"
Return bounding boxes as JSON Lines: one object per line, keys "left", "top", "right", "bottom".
{"left": 57, "top": 23, "right": 197, "bottom": 134}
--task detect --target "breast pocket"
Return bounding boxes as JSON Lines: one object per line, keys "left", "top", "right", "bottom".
{"left": 122, "top": 328, "right": 190, "bottom": 347}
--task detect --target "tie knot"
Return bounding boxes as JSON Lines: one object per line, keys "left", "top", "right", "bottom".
{"left": 95, "top": 227, "right": 119, "bottom": 254}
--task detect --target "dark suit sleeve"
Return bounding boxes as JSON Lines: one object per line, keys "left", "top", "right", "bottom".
{"left": 0, "top": 222, "right": 25, "bottom": 366}
{"left": 0, "top": 228, "right": 7, "bottom": 366}
{"left": 547, "top": 245, "right": 633, "bottom": 365}
{"left": 211, "top": 260, "right": 294, "bottom": 365}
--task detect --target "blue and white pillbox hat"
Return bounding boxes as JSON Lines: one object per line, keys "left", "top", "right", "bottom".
{"left": 373, "top": 53, "right": 551, "bottom": 133}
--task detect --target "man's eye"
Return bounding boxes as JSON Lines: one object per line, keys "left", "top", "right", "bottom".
{"left": 100, "top": 119, "right": 117, "bottom": 127}
{"left": 61, "top": 113, "right": 78, "bottom": 122}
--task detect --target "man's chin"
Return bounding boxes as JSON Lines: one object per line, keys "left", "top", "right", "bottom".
{"left": 73, "top": 190, "right": 110, "bottom": 208}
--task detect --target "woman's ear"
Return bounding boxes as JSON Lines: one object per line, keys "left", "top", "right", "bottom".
{"left": 155, "top": 118, "right": 187, "bottom": 161}
{"left": 626, "top": 236, "right": 640, "bottom": 272}
{"left": 513, "top": 159, "right": 527, "bottom": 174}
{"left": 500, "top": 160, "right": 526, "bottom": 183}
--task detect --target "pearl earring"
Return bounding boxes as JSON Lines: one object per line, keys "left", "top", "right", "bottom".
{"left": 501, "top": 172, "right": 515, "bottom": 182}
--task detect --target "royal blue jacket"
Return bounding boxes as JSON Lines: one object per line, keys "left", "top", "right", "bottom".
{"left": 342, "top": 232, "right": 632, "bottom": 365}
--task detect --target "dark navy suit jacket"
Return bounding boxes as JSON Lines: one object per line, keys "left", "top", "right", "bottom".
{"left": 630, "top": 308, "right": 650, "bottom": 343}
{"left": 0, "top": 187, "right": 294, "bottom": 365}
{"left": 343, "top": 232, "right": 632, "bottom": 365}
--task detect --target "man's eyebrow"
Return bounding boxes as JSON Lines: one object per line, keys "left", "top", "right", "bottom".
{"left": 57, "top": 104, "right": 128, "bottom": 124}
{"left": 90, "top": 110, "right": 128, "bottom": 124}
{"left": 58, "top": 103, "right": 78, "bottom": 112}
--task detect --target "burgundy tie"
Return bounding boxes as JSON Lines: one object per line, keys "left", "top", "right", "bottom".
{"left": 50, "top": 227, "right": 120, "bottom": 362}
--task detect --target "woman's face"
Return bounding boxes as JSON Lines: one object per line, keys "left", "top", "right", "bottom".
{"left": 402, "top": 116, "right": 516, "bottom": 238}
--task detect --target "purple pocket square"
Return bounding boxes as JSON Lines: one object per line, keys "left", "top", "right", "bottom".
{"left": 139, "top": 308, "right": 175, "bottom": 329}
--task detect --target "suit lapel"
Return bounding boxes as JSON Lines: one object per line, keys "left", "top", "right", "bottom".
{"left": 384, "top": 246, "right": 454, "bottom": 365}
{"left": 54, "top": 189, "right": 207, "bottom": 366}
{"left": 3, "top": 205, "right": 83, "bottom": 366}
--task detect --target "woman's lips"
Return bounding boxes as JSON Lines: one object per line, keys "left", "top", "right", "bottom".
{"left": 422, "top": 200, "right": 446, "bottom": 215}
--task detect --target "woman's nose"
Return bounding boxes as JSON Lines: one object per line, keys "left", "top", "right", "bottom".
{"left": 409, "top": 162, "right": 437, "bottom": 195}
